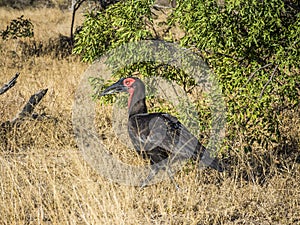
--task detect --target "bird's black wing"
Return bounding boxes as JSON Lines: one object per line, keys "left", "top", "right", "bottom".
{"left": 129, "top": 113, "right": 223, "bottom": 171}
{"left": 159, "top": 113, "right": 202, "bottom": 159}
{"left": 159, "top": 113, "right": 224, "bottom": 171}
{"left": 128, "top": 113, "right": 200, "bottom": 160}
{"left": 128, "top": 113, "right": 170, "bottom": 163}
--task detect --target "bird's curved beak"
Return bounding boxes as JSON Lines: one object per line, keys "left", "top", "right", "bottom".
{"left": 100, "top": 79, "right": 128, "bottom": 96}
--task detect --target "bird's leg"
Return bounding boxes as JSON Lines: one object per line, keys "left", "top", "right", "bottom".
{"left": 140, "top": 165, "right": 160, "bottom": 189}
{"left": 166, "top": 167, "right": 180, "bottom": 190}
{"left": 140, "top": 164, "right": 180, "bottom": 190}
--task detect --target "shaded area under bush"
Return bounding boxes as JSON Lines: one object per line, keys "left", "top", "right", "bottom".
{"left": 0, "top": 0, "right": 56, "bottom": 9}
{"left": 19, "top": 34, "right": 75, "bottom": 59}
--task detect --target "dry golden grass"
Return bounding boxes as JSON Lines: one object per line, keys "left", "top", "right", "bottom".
{"left": 0, "top": 7, "right": 300, "bottom": 225}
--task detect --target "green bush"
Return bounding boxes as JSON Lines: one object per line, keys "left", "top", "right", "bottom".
{"left": 73, "top": 0, "right": 300, "bottom": 152}
{"left": 0, "top": 15, "right": 34, "bottom": 40}
{"left": 73, "top": 0, "right": 155, "bottom": 61}
{"left": 170, "top": 0, "right": 300, "bottom": 151}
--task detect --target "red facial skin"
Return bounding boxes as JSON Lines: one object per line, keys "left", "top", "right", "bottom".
{"left": 123, "top": 78, "right": 136, "bottom": 108}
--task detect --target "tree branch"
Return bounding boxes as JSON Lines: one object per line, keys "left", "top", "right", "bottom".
{"left": 232, "top": 63, "right": 273, "bottom": 98}
{"left": 17, "top": 88, "right": 48, "bottom": 119}
{"left": 244, "top": 63, "right": 273, "bottom": 88}
{"left": 0, "top": 72, "right": 20, "bottom": 95}
{"left": 1, "top": 88, "right": 48, "bottom": 129}
{"left": 70, "top": 0, "right": 87, "bottom": 41}
{"left": 259, "top": 64, "right": 279, "bottom": 99}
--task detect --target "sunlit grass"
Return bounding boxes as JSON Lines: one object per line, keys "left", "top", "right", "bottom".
{"left": 0, "top": 6, "right": 299, "bottom": 224}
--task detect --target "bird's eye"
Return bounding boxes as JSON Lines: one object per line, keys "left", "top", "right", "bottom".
{"left": 125, "top": 80, "right": 130, "bottom": 86}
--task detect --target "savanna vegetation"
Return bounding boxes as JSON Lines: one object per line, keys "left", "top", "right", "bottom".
{"left": 0, "top": 0, "right": 299, "bottom": 224}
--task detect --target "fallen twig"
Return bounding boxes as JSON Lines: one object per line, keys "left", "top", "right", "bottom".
{"left": 0, "top": 72, "right": 49, "bottom": 131}
{"left": 244, "top": 63, "right": 273, "bottom": 88}
{"left": 233, "top": 63, "right": 273, "bottom": 98}
{"left": 17, "top": 88, "right": 48, "bottom": 119}
{"left": 259, "top": 64, "right": 279, "bottom": 99}
{"left": 0, "top": 72, "right": 20, "bottom": 95}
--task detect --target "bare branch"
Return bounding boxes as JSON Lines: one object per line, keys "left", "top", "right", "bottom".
{"left": 0, "top": 72, "right": 20, "bottom": 95}
{"left": 153, "top": 0, "right": 176, "bottom": 9}
{"left": 1, "top": 88, "right": 48, "bottom": 128}
{"left": 17, "top": 88, "right": 48, "bottom": 119}
{"left": 70, "top": 0, "right": 87, "bottom": 40}
{"left": 233, "top": 63, "right": 273, "bottom": 98}
{"left": 153, "top": 4, "right": 174, "bottom": 9}
{"left": 243, "top": 63, "right": 273, "bottom": 88}
{"left": 10, "top": 88, "right": 48, "bottom": 125}
{"left": 259, "top": 64, "right": 279, "bottom": 99}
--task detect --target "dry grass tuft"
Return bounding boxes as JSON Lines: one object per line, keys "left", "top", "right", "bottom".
{"left": 0, "top": 7, "right": 299, "bottom": 225}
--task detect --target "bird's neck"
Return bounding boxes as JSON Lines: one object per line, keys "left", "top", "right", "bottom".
{"left": 128, "top": 86, "right": 147, "bottom": 117}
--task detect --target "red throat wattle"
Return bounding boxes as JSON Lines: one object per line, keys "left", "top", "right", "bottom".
{"left": 128, "top": 87, "right": 134, "bottom": 108}
{"left": 123, "top": 78, "right": 136, "bottom": 109}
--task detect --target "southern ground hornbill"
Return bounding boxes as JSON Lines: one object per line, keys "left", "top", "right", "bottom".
{"left": 100, "top": 77, "right": 224, "bottom": 188}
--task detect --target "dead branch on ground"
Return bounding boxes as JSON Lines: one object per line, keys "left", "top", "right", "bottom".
{"left": 0, "top": 72, "right": 20, "bottom": 95}
{"left": 1, "top": 72, "right": 48, "bottom": 129}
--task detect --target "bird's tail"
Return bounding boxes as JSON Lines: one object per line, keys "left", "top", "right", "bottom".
{"left": 204, "top": 157, "right": 224, "bottom": 172}
{"left": 197, "top": 145, "right": 224, "bottom": 172}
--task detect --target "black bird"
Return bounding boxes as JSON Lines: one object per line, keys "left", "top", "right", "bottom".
{"left": 100, "top": 77, "right": 224, "bottom": 188}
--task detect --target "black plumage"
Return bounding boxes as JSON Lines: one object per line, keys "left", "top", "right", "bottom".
{"left": 101, "top": 77, "right": 223, "bottom": 187}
